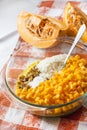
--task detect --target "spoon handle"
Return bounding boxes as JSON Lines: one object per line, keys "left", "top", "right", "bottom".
{"left": 64, "top": 24, "right": 86, "bottom": 65}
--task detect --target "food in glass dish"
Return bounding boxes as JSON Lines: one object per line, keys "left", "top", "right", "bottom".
{"left": 15, "top": 54, "right": 87, "bottom": 114}
{"left": 4, "top": 37, "right": 87, "bottom": 116}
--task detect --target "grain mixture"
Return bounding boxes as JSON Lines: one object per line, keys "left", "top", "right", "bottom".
{"left": 16, "top": 54, "right": 87, "bottom": 107}
{"left": 29, "top": 54, "right": 67, "bottom": 87}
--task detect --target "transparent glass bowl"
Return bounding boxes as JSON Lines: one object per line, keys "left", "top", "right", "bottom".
{"left": 1, "top": 37, "right": 87, "bottom": 117}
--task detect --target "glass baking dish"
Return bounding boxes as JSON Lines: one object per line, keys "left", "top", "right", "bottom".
{"left": 0, "top": 36, "right": 87, "bottom": 117}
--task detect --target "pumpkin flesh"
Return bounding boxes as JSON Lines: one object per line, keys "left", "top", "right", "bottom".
{"left": 17, "top": 12, "right": 67, "bottom": 48}
{"left": 64, "top": 2, "right": 87, "bottom": 43}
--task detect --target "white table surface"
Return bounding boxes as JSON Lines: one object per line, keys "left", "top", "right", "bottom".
{"left": 0, "top": 0, "right": 41, "bottom": 71}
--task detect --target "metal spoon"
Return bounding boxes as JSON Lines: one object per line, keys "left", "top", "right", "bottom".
{"left": 63, "top": 24, "right": 86, "bottom": 67}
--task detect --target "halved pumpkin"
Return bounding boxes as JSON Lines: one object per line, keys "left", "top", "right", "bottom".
{"left": 63, "top": 2, "right": 87, "bottom": 43}
{"left": 17, "top": 11, "right": 67, "bottom": 48}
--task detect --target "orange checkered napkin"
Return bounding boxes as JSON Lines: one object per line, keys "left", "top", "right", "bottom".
{"left": 0, "top": 0, "right": 87, "bottom": 130}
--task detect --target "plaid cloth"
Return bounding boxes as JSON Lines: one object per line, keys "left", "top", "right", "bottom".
{"left": 0, "top": 0, "right": 87, "bottom": 130}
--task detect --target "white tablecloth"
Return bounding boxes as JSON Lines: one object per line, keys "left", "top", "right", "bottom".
{"left": 0, "top": 0, "right": 41, "bottom": 71}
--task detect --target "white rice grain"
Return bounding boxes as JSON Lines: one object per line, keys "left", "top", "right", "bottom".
{"left": 28, "top": 54, "right": 67, "bottom": 88}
